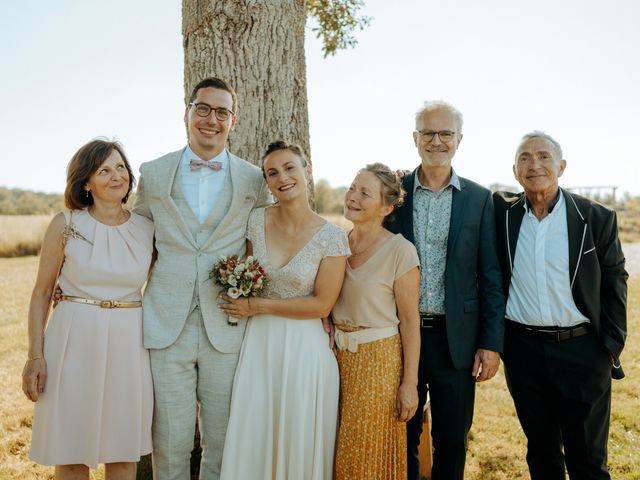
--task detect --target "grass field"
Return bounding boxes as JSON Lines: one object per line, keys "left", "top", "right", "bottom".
{"left": 0, "top": 216, "right": 52, "bottom": 258}
{"left": 1, "top": 257, "right": 638, "bottom": 479}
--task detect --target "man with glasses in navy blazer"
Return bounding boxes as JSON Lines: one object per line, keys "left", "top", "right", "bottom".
{"left": 389, "top": 100, "right": 505, "bottom": 480}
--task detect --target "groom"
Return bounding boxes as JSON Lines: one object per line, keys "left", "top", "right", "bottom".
{"left": 134, "top": 77, "right": 270, "bottom": 479}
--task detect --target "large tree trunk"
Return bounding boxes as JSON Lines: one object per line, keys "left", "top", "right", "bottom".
{"left": 182, "top": 0, "right": 312, "bottom": 183}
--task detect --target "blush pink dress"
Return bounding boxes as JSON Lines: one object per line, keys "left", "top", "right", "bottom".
{"left": 29, "top": 209, "right": 154, "bottom": 468}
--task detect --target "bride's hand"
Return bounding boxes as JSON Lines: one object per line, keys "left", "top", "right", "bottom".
{"left": 219, "top": 295, "right": 253, "bottom": 319}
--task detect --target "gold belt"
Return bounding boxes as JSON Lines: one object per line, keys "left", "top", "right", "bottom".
{"left": 60, "top": 295, "right": 142, "bottom": 309}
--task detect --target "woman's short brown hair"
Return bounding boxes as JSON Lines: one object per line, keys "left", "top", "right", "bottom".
{"left": 64, "top": 139, "right": 135, "bottom": 210}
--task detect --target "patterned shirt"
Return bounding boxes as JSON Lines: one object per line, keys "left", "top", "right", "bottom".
{"left": 412, "top": 169, "right": 461, "bottom": 314}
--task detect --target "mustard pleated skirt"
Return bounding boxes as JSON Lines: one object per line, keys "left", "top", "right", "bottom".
{"left": 335, "top": 325, "right": 406, "bottom": 480}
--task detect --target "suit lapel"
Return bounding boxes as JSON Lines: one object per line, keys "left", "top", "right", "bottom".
{"left": 506, "top": 194, "right": 525, "bottom": 272}
{"left": 563, "top": 189, "right": 587, "bottom": 289}
{"left": 400, "top": 168, "right": 418, "bottom": 243}
{"left": 446, "top": 178, "right": 467, "bottom": 256}
{"left": 159, "top": 150, "right": 198, "bottom": 248}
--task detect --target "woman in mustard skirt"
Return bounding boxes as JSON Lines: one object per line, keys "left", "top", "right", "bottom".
{"left": 332, "top": 163, "right": 421, "bottom": 479}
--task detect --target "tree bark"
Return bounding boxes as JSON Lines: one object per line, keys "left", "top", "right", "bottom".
{"left": 182, "top": 0, "right": 312, "bottom": 188}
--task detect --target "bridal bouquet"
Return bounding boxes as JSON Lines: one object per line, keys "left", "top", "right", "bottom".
{"left": 209, "top": 255, "right": 268, "bottom": 325}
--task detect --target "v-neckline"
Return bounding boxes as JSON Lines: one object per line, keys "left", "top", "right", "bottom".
{"left": 261, "top": 207, "right": 329, "bottom": 271}
{"left": 347, "top": 233, "right": 396, "bottom": 271}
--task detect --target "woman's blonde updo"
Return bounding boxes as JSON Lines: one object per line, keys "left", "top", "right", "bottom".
{"left": 360, "top": 163, "right": 405, "bottom": 226}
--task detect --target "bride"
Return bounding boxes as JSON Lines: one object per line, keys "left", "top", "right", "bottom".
{"left": 218, "top": 140, "right": 349, "bottom": 480}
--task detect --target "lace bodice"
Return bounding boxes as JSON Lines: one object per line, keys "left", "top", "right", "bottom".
{"left": 247, "top": 207, "right": 350, "bottom": 299}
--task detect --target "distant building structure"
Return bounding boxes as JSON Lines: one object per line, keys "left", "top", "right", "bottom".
{"left": 566, "top": 186, "right": 618, "bottom": 205}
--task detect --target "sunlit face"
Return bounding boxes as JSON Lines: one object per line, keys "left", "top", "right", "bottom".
{"left": 185, "top": 87, "right": 236, "bottom": 159}
{"left": 344, "top": 170, "right": 393, "bottom": 225}
{"left": 513, "top": 137, "right": 566, "bottom": 195}
{"left": 263, "top": 149, "right": 309, "bottom": 202}
{"left": 85, "top": 150, "right": 130, "bottom": 203}
{"left": 413, "top": 108, "right": 463, "bottom": 167}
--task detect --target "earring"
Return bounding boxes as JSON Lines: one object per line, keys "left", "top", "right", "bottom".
{"left": 85, "top": 190, "right": 90, "bottom": 198}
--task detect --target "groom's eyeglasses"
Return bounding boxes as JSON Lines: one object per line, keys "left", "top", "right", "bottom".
{"left": 189, "top": 102, "right": 235, "bottom": 121}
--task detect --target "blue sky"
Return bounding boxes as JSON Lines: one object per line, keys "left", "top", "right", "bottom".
{"left": 1, "top": 0, "right": 639, "bottom": 195}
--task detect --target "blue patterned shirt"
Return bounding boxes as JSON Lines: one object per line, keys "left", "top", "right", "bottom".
{"left": 412, "top": 169, "right": 461, "bottom": 314}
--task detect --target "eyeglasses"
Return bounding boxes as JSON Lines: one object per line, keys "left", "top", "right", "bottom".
{"left": 189, "top": 102, "right": 235, "bottom": 121}
{"left": 415, "top": 130, "right": 456, "bottom": 143}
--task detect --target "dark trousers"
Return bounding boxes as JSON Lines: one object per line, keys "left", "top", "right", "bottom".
{"left": 407, "top": 327, "right": 476, "bottom": 480}
{"left": 503, "top": 323, "right": 612, "bottom": 480}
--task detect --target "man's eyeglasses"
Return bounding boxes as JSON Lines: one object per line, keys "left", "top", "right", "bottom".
{"left": 189, "top": 102, "right": 235, "bottom": 121}
{"left": 415, "top": 130, "right": 456, "bottom": 143}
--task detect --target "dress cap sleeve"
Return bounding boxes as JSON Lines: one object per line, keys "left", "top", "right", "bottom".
{"left": 318, "top": 222, "right": 351, "bottom": 258}
{"left": 394, "top": 235, "right": 420, "bottom": 279}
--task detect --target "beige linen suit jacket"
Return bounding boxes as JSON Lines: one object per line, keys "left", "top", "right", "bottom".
{"left": 134, "top": 148, "right": 270, "bottom": 352}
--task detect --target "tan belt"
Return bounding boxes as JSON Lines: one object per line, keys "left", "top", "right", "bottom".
{"left": 334, "top": 325, "right": 398, "bottom": 353}
{"left": 60, "top": 295, "right": 142, "bottom": 309}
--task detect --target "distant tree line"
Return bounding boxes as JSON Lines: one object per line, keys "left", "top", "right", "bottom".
{"left": 0, "top": 187, "right": 64, "bottom": 215}
{"left": 2, "top": 184, "right": 637, "bottom": 240}
{"left": 0, "top": 182, "right": 349, "bottom": 215}
{"left": 314, "top": 179, "right": 347, "bottom": 214}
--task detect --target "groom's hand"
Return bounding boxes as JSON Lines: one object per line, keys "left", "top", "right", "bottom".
{"left": 472, "top": 348, "right": 500, "bottom": 382}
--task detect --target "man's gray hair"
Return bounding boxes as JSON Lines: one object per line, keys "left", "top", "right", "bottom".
{"left": 516, "top": 130, "right": 563, "bottom": 163}
{"left": 415, "top": 100, "right": 464, "bottom": 131}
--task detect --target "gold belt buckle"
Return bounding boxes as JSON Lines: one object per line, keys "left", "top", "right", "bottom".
{"left": 100, "top": 300, "right": 115, "bottom": 309}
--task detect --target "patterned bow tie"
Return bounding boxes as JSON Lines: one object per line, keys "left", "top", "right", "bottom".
{"left": 190, "top": 159, "right": 223, "bottom": 171}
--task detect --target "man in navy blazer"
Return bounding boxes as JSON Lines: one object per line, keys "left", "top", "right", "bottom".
{"left": 493, "top": 131, "right": 627, "bottom": 479}
{"left": 389, "top": 101, "right": 505, "bottom": 480}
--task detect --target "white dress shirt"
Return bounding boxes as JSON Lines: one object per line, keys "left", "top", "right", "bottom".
{"left": 506, "top": 191, "right": 589, "bottom": 327}
{"left": 180, "top": 146, "right": 229, "bottom": 224}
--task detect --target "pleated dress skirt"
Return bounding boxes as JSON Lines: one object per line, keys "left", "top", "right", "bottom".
{"left": 335, "top": 325, "right": 406, "bottom": 480}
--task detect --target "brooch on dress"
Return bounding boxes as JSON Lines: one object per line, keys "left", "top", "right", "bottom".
{"left": 62, "top": 223, "right": 94, "bottom": 246}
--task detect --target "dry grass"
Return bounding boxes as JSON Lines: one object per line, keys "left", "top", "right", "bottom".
{"left": 321, "top": 213, "right": 352, "bottom": 231}
{"left": 0, "top": 216, "right": 52, "bottom": 258}
{"left": 1, "top": 256, "right": 638, "bottom": 479}
{"left": 466, "top": 278, "right": 640, "bottom": 480}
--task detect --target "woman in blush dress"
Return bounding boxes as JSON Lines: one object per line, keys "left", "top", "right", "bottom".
{"left": 22, "top": 139, "right": 154, "bottom": 480}
{"left": 331, "top": 163, "right": 421, "bottom": 480}
{"left": 218, "top": 141, "right": 349, "bottom": 480}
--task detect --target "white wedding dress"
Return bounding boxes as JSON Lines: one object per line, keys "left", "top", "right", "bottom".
{"left": 220, "top": 207, "right": 350, "bottom": 480}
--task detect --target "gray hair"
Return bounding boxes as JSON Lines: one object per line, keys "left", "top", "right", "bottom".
{"left": 415, "top": 100, "right": 464, "bottom": 131}
{"left": 516, "top": 130, "right": 563, "bottom": 164}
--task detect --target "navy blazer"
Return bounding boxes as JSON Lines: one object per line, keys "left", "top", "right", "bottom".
{"left": 388, "top": 167, "right": 505, "bottom": 370}
{"left": 493, "top": 189, "right": 628, "bottom": 379}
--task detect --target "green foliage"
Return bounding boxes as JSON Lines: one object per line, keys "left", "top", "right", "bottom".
{"left": 314, "top": 178, "right": 347, "bottom": 214}
{"left": 307, "top": 0, "right": 371, "bottom": 57}
{"left": 0, "top": 187, "right": 63, "bottom": 215}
